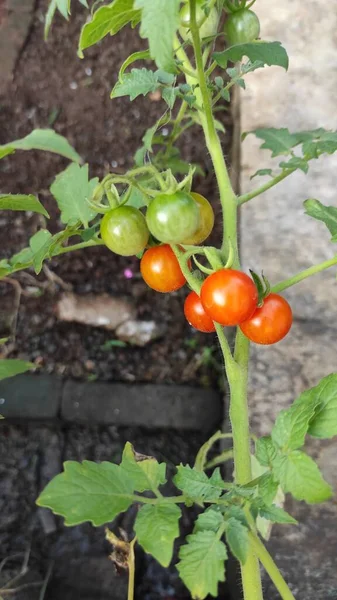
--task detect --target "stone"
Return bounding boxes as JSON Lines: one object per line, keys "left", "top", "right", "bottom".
{"left": 115, "top": 319, "right": 165, "bottom": 346}
{"left": 55, "top": 292, "right": 136, "bottom": 331}
{"left": 61, "top": 380, "right": 222, "bottom": 431}
{"left": 0, "top": 374, "right": 62, "bottom": 419}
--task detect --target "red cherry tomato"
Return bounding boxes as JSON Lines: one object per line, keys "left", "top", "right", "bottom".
{"left": 140, "top": 244, "right": 187, "bottom": 293}
{"left": 240, "top": 293, "right": 293, "bottom": 345}
{"left": 200, "top": 269, "right": 258, "bottom": 326}
{"left": 184, "top": 291, "right": 216, "bottom": 333}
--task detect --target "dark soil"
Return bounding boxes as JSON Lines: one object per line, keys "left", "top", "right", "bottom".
{"left": 0, "top": 0, "right": 233, "bottom": 387}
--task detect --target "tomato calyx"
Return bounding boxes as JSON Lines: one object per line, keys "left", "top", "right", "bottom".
{"left": 223, "top": 0, "right": 256, "bottom": 13}
{"left": 249, "top": 270, "right": 271, "bottom": 306}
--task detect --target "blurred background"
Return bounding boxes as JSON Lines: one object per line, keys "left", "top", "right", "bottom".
{"left": 0, "top": 0, "right": 337, "bottom": 599}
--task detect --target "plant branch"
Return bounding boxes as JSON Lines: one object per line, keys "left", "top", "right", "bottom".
{"left": 249, "top": 532, "right": 296, "bottom": 600}
{"left": 127, "top": 537, "right": 137, "bottom": 600}
{"left": 272, "top": 255, "right": 337, "bottom": 293}
{"left": 237, "top": 170, "right": 294, "bottom": 206}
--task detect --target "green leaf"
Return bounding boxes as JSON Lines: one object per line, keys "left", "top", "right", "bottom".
{"left": 117, "top": 50, "right": 151, "bottom": 80}
{"left": 177, "top": 531, "right": 227, "bottom": 600}
{"left": 0, "top": 148, "right": 15, "bottom": 160}
{"left": 162, "top": 86, "right": 178, "bottom": 109}
{"left": 0, "top": 129, "right": 81, "bottom": 163}
{"left": 255, "top": 436, "right": 277, "bottom": 467}
{"left": 78, "top": 0, "right": 140, "bottom": 54}
{"left": 225, "top": 518, "right": 249, "bottom": 564}
{"left": 0, "top": 359, "right": 34, "bottom": 381}
{"left": 36, "top": 460, "right": 134, "bottom": 525}
{"left": 194, "top": 507, "right": 224, "bottom": 534}
{"left": 272, "top": 451, "right": 332, "bottom": 504}
{"left": 304, "top": 199, "right": 337, "bottom": 241}
{"left": 271, "top": 390, "right": 319, "bottom": 451}
{"left": 256, "top": 473, "right": 279, "bottom": 505}
{"left": 248, "top": 128, "right": 299, "bottom": 157}
{"left": 134, "top": 0, "right": 180, "bottom": 72}
{"left": 134, "top": 502, "right": 181, "bottom": 567}
{"left": 250, "top": 168, "right": 273, "bottom": 179}
{"left": 246, "top": 127, "right": 337, "bottom": 161}
{"left": 0, "top": 194, "right": 49, "bottom": 218}
{"left": 111, "top": 68, "right": 160, "bottom": 100}
{"left": 258, "top": 504, "right": 297, "bottom": 525}
{"left": 279, "top": 156, "right": 309, "bottom": 173}
{"left": 50, "top": 163, "right": 98, "bottom": 227}
{"left": 120, "top": 442, "right": 166, "bottom": 492}
{"left": 213, "top": 41, "right": 289, "bottom": 71}
{"left": 306, "top": 374, "right": 337, "bottom": 439}
{"left": 173, "top": 466, "right": 226, "bottom": 501}
{"left": 29, "top": 230, "right": 53, "bottom": 274}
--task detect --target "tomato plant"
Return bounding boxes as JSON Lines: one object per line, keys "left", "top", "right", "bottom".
{"left": 184, "top": 291, "right": 216, "bottom": 332}
{"left": 100, "top": 206, "right": 149, "bottom": 256}
{"left": 200, "top": 269, "right": 258, "bottom": 326}
{"left": 140, "top": 244, "right": 187, "bottom": 292}
{"left": 240, "top": 293, "right": 293, "bottom": 345}
{"left": 146, "top": 191, "right": 200, "bottom": 244}
{"left": 2, "top": 1, "right": 337, "bottom": 600}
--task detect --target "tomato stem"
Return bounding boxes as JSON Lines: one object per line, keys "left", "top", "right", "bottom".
{"left": 127, "top": 537, "right": 136, "bottom": 600}
{"left": 249, "top": 532, "right": 296, "bottom": 600}
{"left": 271, "top": 254, "right": 337, "bottom": 293}
{"left": 237, "top": 169, "right": 295, "bottom": 205}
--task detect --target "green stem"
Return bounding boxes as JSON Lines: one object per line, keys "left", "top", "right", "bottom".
{"left": 164, "top": 101, "right": 189, "bottom": 159}
{"left": 205, "top": 449, "right": 234, "bottom": 469}
{"left": 237, "top": 170, "right": 294, "bottom": 206}
{"left": 249, "top": 532, "right": 296, "bottom": 600}
{"left": 127, "top": 537, "right": 136, "bottom": 600}
{"left": 272, "top": 255, "right": 337, "bottom": 293}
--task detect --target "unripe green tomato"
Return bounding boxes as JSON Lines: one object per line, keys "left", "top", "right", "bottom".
{"left": 182, "top": 192, "right": 214, "bottom": 245}
{"left": 100, "top": 206, "right": 149, "bottom": 256}
{"left": 180, "top": 0, "right": 219, "bottom": 41}
{"left": 146, "top": 191, "right": 200, "bottom": 244}
{"left": 224, "top": 8, "right": 260, "bottom": 46}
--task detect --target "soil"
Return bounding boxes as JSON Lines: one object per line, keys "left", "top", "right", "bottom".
{"left": 0, "top": 0, "right": 233, "bottom": 388}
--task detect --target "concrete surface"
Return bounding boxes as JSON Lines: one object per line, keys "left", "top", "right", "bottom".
{"left": 240, "top": 1, "right": 337, "bottom": 598}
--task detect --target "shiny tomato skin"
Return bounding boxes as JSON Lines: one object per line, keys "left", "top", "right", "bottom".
{"left": 140, "top": 244, "right": 187, "bottom": 293}
{"left": 180, "top": 0, "right": 219, "bottom": 41}
{"left": 182, "top": 193, "right": 215, "bottom": 245}
{"left": 146, "top": 191, "right": 200, "bottom": 244}
{"left": 240, "top": 293, "right": 293, "bottom": 345}
{"left": 184, "top": 291, "right": 216, "bottom": 333}
{"left": 100, "top": 206, "right": 149, "bottom": 256}
{"left": 224, "top": 9, "right": 260, "bottom": 46}
{"left": 200, "top": 269, "right": 258, "bottom": 326}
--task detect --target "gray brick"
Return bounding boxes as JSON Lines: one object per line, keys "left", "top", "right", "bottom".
{"left": 0, "top": 374, "right": 62, "bottom": 419}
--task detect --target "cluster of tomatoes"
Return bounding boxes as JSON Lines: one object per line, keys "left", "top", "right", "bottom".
{"left": 100, "top": 190, "right": 292, "bottom": 346}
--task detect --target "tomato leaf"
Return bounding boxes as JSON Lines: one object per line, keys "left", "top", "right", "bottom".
{"left": 36, "top": 460, "right": 134, "bottom": 526}
{"left": 0, "top": 194, "right": 49, "bottom": 218}
{"left": 258, "top": 504, "right": 297, "bottom": 525}
{"left": 304, "top": 199, "right": 337, "bottom": 242}
{"left": 173, "top": 465, "right": 226, "bottom": 502}
{"left": 225, "top": 517, "right": 249, "bottom": 564}
{"left": 134, "top": 0, "right": 180, "bottom": 73}
{"left": 78, "top": 0, "right": 141, "bottom": 54}
{"left": 0, "top": 359, "right": 34, "bottom": 381}
{"left": 271, "top": 390, "right": 319, "bottom": 451}
{"left": 134, "top": 503, "right": 181, "bottom": 567}
{"left": 213, "top": 41, "right": 289, "bottom": 71}
{"left": 177, "top": 531, "right": 227, "bottom": 600}
{"left": 29, "top": 230, "right": 53, "bottom": 274}
{"left": 305, "top": 374, "right": 337, "bottom": 439}
{"left": 255, "top": 436, "right": 277, "bottom": 467}
{"left": 272, "top": 451, "right": 332, "bottom": 504}
{"left": 45, "top": 0, "right": 88, "bottom": 38}
{"left": 120, "top": 442, "right": 167, "bottom": 492}
{"left": 111, "top": 68, "right": 160, "bottom": 100}
{"left": 193, "top": 507, "right": 224, "bottom": 534}
{"left": 50, "top": 163, "right": 98, "bottom": 228}
{"left": 279, "top": 156, "right": 309, "bottom": 173}
{"left": 250, "top": 169, "right": 274, "bottom": 180}
{"left": 0, "top": 129, "right": 81, "bottom": 163}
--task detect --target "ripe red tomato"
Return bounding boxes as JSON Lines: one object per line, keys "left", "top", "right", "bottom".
{"left": 200, "top": 269, "right": 258, "bottom": 326}
{"left": 140, "top": 244, "right": 187, "bottom": 293}
{"left": 184, "top": 291, "right": 216, "bottom": 333}
{"left": 240, "top": 293, "right": 293, "bottom": 345}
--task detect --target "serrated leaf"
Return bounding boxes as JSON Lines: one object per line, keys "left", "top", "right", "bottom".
{"left": 79, "top": 0, "right": 140, "bottom": 53}
{"left": 279, "top": 156, "right": 309, "bottom": 173}
{"left": 29, "top": 230, "right": 53, "bottom": 274}
{"left": 0, "top": 129, "right": 81, "bottom": 163}
{"left": 250, "top": 168, "right": 273, "bottom": 179}
{"left": 0, "top": 194, "right": 49, "bottom": 218}
{"left": 111, "top": 68, "right": 160, "bottom": 100}
{"left": 258, "top": 504, "right": 297, "bottom": 525}
{"left": 135, "top": 0, "right": 180, "bottom": 72}
{"left": 304, "top": 199, "right": 337, "bottom": 241}
{"left": 305, "top": 374, "right": 337, "bottom": 439}
{"left": 173, "top": 465, "right": 226, "bottom": 501}
{"left": 256, "top": 473, "right": 279, "bottom": 506}
{"left": 213, "top": 41, "right": 289, "bottom": 71}
{"left": 271, "top": 390, "right": 319, "bottom": 451}
{"left": 255, "top": 436, "right": 277, "bottom": 467}
{"left": 162, "top": 86, "right": 178, "bottom": 109}
{"left": 0, "top": 359, "right": 34, "bottom": 381}
{"left": 120, "top": 442, "right": 166, "bottom": 492}
{"left": 36, "top": 460, "right": 134, "bottom": 525}
{"left": 194, "top": 507, "right": 224, "bottom": 534}
{"left": 177, "top": 531, "right": 227, "bottom": 600}
{"left": 134, "top": 502, "right": 181, "bottom": 567}
{"left": 225, "top": 518, "right": 249, "bottom": 564}
{"left": 272, "top": 451, "right": 332, "bottom": 504}
{"left": 50, "top": 163, "right": 98, "bottom": 227}
{"left": 249, "top": 128, "right": 299, "bottom": 157}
